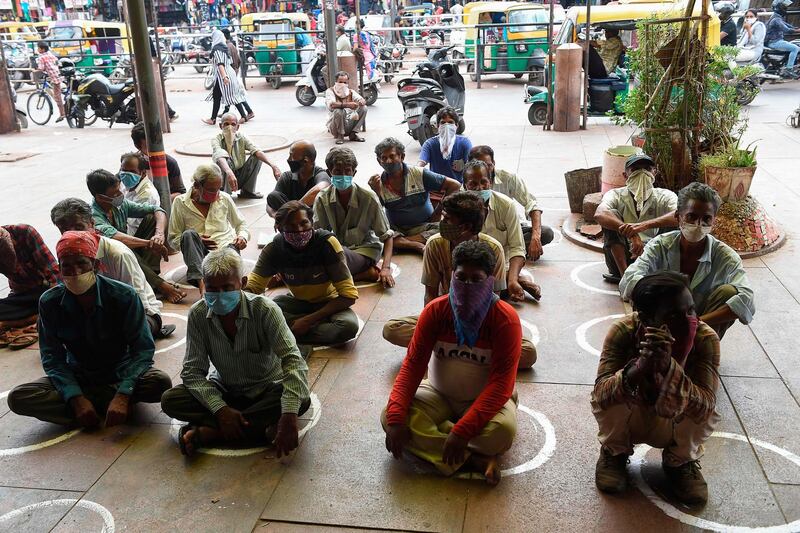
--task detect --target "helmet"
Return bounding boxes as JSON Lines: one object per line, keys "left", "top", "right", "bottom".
{"left": 716, "top": 2, "right": 735, "bottom": 18}
{"left": 773, "top": 0, "right": 792, "bottom": 15}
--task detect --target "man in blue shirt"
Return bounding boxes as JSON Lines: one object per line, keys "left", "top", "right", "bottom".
{"left": 765, "top": 0, "right": 799, "bottom": 77}
{"left": 419, "top": 107, "right": 472, "bottom": 183}
{"left": 369, "top": 137, "right": 461, "bottom": 253}
{"left": 7, "top": 231, "right": 172, "bottom": 428}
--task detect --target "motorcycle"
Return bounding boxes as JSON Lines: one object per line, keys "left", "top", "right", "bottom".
{"left": 68, "top": 72, "right": 137, "bottom": 128}
{"left": 423, "top": 30, "right": 445, "bottom": 56}
{"left": 727, "top": 58, "right": 763, "bottom": 106}
{"left": 757, "top": 40, "right": 800, "bottom": 81}
{"left": 3, "top": 41, "right": 32, "bottom": 90}
{"left": 294, "top": 49, "right": 380, "bottom": 107}
{"left": 187, "top": 35, "right": 213, "bottom": 73}
{"left": 397, "top": 44, "right": 465, "bottom": 146}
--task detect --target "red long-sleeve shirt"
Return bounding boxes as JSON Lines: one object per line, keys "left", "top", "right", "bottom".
{"left": 385, "top": 295, "right": 521, "bottom": 440}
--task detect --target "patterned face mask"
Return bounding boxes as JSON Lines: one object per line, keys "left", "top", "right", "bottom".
{"left": 283, "top": 229, "right": 313, "bottom": 249}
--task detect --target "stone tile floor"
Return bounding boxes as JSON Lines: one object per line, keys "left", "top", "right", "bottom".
{"left": 1, "top": 72, "right": 799, "bottom": 532}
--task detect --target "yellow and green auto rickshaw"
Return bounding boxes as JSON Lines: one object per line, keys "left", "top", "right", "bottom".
{"left": 240, "top": 12, "right": 311, "bottom": 89}
{"left": 464, "top": 2, "right": 561, "bottom": 84}
{"left": 0, "top": 21, "right": 40, "bottom": 43}
{"left": 45, "top": 20, "right": 129, "bottom": 76}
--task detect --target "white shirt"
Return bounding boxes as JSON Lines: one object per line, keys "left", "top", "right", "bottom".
{"left": 336, "top": 34, "right": 352, "bottom": 52}
{"left": 96, "top": 236, "right": 163, "bottom": 316}
{"left": 124, "top": 177, "right": 160, "bottom": 235}
{"left": 168, "top": 190, "right": 250, "bottom": 251}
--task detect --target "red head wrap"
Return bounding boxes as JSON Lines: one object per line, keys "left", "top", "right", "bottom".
{"left": 56, "top": 230, "right": 99, "bottom": 260}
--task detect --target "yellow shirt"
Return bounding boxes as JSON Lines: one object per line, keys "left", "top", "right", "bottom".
{"left": 168, "top": 191, "right": 250, "bottom": 250}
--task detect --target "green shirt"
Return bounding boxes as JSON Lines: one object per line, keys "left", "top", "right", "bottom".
{"left": 91, "top": 198, "right": 164, "bottom": 238}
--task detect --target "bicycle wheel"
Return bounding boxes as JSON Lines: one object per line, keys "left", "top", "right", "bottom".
{"left": 26, "top": 91, "right": 53, "bottom": 125}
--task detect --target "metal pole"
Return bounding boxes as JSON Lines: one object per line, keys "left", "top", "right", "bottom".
{"left": 389, "top": 0, "right": 397, "bottom": 44}
{"left": 151, "top": 0, "right": 171, "bottom": 133}
{"left": 323, "top": 0, "right": 338, "bottom": 87}
{"left": 476, "top": 26, "right": 482, "bottom": 89}
{"left": 124, "top": 0, "right": 171, "bottom": 215}
{"left": 545, "top": 0, "right": 554, "bottom": 130}
{"left": 581, "top": 0, "right": 591, "bottom": 130}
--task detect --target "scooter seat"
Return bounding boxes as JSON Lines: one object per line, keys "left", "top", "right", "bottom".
{"left": 763, "top": 47, "right": 790, "bottom": 57}
{"left": 527, "top": 85, "right": 544, "bottom": 96}
{"left": 108, "top": 83, "right": 128, "bottom": 94}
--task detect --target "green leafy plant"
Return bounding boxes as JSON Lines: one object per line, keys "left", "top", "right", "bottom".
{"left": 699, "top": 141, "right": 757, "bottom": 172}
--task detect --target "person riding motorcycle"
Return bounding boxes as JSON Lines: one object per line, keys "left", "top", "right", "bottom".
{"left": 765, "top": 0, "right": 799, "bottom": 78}
{"left": 718, "top": 3, "right": 738, "bottom": 47}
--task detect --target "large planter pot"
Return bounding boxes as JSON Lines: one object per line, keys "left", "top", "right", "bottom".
{"left": 601, "top": 145, "right": 642, "bottom": 194}
{"left": 564, "top": 166, "right": 602, "bottom": 214}
{"left": 704, "top": 165, "right": 756, "bottom": 202}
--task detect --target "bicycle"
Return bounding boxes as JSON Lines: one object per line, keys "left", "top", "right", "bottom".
{"left": 26, "top": 71, "right": 97, "bottom": 127}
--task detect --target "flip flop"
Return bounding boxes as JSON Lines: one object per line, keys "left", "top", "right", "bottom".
{"left": 9, "top": 334, "right": 38, "bottom": 350}
{"left": 0, "top": 330, "right": 10, "bottom": 349}
{"left": 178, "top": 425, "right": 199, "bottom": 456}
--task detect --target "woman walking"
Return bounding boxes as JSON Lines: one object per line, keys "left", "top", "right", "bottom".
{"left": 202, "top": 29, "right": 253, "bottom": 125}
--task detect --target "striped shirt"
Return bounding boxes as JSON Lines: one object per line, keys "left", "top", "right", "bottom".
{"left": 246, "top": 230, "right": 359, "bottom": 303}
{"left": 182, "top": 291, "right": 310, "bottom": 414}
{"left": 591, "top": 313, "right": 720, "bottom": 423}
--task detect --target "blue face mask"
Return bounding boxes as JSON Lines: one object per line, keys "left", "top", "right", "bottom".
{"left": 478, "top": 189, "right": 492, "bottom": 202}
{"left": 204, "top": 290, "right": 240, "bottom": 315}
{"left": 331, "top": 175, "right": 353, "bottom": 190}
{"left": 118, "top": 171, "right": 141, "bottom": 189}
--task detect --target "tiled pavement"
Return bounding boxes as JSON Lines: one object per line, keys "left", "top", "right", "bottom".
{"left": 1, "top": 73, "right": 799, "bottom": 532}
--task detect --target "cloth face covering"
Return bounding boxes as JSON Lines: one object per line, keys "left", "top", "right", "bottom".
{"left": 449, "top": 274, "right": 496, "bottom": 347}
{"left": 283, "top": 229, "right": 313, "bottom": 249}
{"left": 287, "top": 159, "right": 304, "bottom": 173}
{"left": 666, "top": 314, "right": 699, "bottom": 367}
{"left": 331, "top": 175, "right": 353, "bottom": 190}
{"left": 204, "top": 290, "right": 240, "bottom": 315}
{"left": 63, "top": 271, "right": 97, "bottom": 295}
{"left": 438, "top": 122, "right": 458, "bottom": 160}
{"left": 438, "top": 220, "right": 464, "bottom": 242}
{"left": 680, "top": 221, "right": 712, "bottom": 243}
{"left": 200, "top": 187, "right": 219, "bottom": 204}
{"left": 626, "top": 169, "right": 655, "bottom": 212}
{"left": 381, "top": 161, "right": 403, "bottom": 174}
{"left": 107, "top": 194, "right": 124, "bottom": 209}
{"left": 222, "top": 125, "right": 236, "bottom": 150}
{"left": 332, "top": 82, "right": 351, "bottom": 99}
{"left": 477, "top": 189, "right": 492, "bottom": 202}
{"left": 119, "top": 171, "right": 141, "bottom": 190}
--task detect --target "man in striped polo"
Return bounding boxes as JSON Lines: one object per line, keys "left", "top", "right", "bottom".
{"left": 161, "top": 248, "right": 310, "bottom": 456}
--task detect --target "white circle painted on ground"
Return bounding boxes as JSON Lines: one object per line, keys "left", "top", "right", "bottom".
{"left": 155, "top": 312, "right": 188, "bottom": 355}
{"left": 519, "top": 319, "right": 541, "bottom": 347}
{"left": 163, "top": 258, "right": 257, "bottom": 284}
{"left": 236, "top": 199, "right": 267, "bottom": 209}
{"left": 311, "top": 317, "right": 366, "bottom": 352}
{"left": 546, "top": 228, "right": 564, "bottom": 246}
{"left": 0, "top": 499, "right": 114, "bottom": 532}
{"left": 169, "top": 392, "right": 322, "bottom": 457}
{"left": 570, "top": 262, "right": 620, "bottom": 296}
{"left": 0, "top": 395, "right": 81, "bottom": 457}
{"left": 0, "top": 390, "right": 8, "bottom": 402}
{"left": 454, "top": 405, "right": 556, "bottom": 479}
{"left": 575, "top": 314, "right": 626, "bottom": 357}
{"left": 354, "top": 262, "right": 401, "bottom": 289}
{"left": 631, "top": 432, "right": 800, "bottom": 532}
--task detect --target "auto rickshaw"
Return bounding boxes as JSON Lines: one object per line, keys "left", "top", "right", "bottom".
{"left": 0, "top": 22, "right": 40, "bottom": 44}
{"left": 45, "top": 20, "right": 129, "bottom": 76}
{"left": 464, "top": 2, "right": 559, "bottom": 83}
{"left": 241, "top": 12, "right": 311, "bottom": 89}
{"left": 525, "top": 0, "right": 721, "bottom": 125}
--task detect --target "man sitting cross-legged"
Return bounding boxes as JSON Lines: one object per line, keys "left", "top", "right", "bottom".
{"left": 592, "top": 271, "right": 720, "bottom": 506}
{"left": 268, "top": 140, "right": 331, "bottom": 218}
{"left": 383, "top": 240, "right": 521, "bottom": 486}
{"left": 313, "top": 146, "right": 396, "bottom": 288}
{"left": 244, "top": 201, "right": 360, "bottom": 351}
{"left": 8, "top": 231, "right": 172, "bottom": 429}
{"left": 51, "top": 198, "right": 176, "bottom": 340}
{"left": 161, "top": 248, "right": 311, "bottom": 457}
{"left": 382, "top": 191, "right": 537, "bottom": 369}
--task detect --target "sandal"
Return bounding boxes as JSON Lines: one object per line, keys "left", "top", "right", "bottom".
{"left": 178, "top": 424, "right": 199, "bottom": 457}
{"left": 9, "top": 334, "right": 38, "bottom": 350}
{"left": 0, "top": 330, "right": 10, "bottom": 349}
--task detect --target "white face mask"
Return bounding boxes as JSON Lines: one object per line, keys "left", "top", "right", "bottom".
{"left": 62, "top": 270, "right": 97, "bottom": 295}
{"left": 626, "top": 169, "right": 655, "bottom": 212}
{"left": 680, "top": 221, "right": 712, "bottom": 243}
{"left": 745, "top": 17, "right": 756, "bottom": 24}
{"left": 438, "top": 122, "right": 458, "bottom": 159}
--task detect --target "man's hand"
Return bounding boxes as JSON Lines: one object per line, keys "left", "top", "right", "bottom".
{"left": 215, "top": 406, "right": 249, "bottom": 441}
{"left": 379, "top": 266, "right": 395, "bottom": 289}
{"left": 152, "top": 232, "right": 165, "bottom": 248}
{"left": 150, "top": 240, "right": 169, "bottom": 261}
{"left": 227, "top": 172, "right": 239, "bottom": 192}
{"left": 232, "top": 236, "right": 247, "bottom": 250}
{"left": 200, "top": 234, "right": 218, "bottom": 250}
{"left": 271, "top": 164, "right": 281, "bottom": 179}
{"left": 442, "top": 432, "right": 469, "bottom": 466}
{"left": 347, "top": 101, "right": 359, "bottom": 109}
{"left": 368, "top": 174, "right": 382, "bottom": 195}
{"left": 640, "top": 327, "right": 674, "bottom": 375}
{"left": 273, "top": 413, "right": 299, "bottom": 458}
{"left": 629, "top": 235, "right": 644, "bottom": 259}
{"left": 105, "top": 393, "right": 130, "bottom": 428}
{"left": 290, "top": 316, "right": 315, "bottom": 336}
{"left": 385, "top": 423, "right": 411, "bottom": 459}
{"left": 527, "top": 235, "right": 544, "bottom": 261}
{"left": 70, "top": 395, "right": 101, "bottom": 428}
{"left": 507, "top": 280, "right": 525, "bottom": 302}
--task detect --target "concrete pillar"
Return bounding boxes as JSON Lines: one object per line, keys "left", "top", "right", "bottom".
{"left": 553, "top": 43, "right": 582, "bottom": 132}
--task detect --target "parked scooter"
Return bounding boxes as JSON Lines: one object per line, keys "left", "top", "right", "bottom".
{"left": 757, "top": 40, "right": 800, "bottom": 81}
{"left": 294, "top": 49, "right": 380, "bottom": 107}
{"left": 68, "top": 72, "right": 137, "bottom": 128}
{"left": 397, "top": 44, "right": 465, "bottom": 146}
{"left": 3, "top": 41, "right": 32, "bottom": 90}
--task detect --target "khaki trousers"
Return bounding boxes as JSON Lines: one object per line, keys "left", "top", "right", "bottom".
{"left": 382, "top": 315, "right": 537, "bottom": 369}
{"left": 381, "top": 380, "right": 517, "bottom": 475}
{"left": 591, "top": 399, "right": 720, "bottom": 466}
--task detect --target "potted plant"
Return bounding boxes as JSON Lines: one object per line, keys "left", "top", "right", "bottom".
{"left": 699, "top": 142, "right": 757, "bottom": 202}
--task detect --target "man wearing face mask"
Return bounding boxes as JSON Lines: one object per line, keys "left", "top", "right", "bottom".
{"left": 418, "top": 107, "right": 472, "bottom": 183}
{"left": 592, "top": 272, "right": 720, "bottom": 505}
{"left": 119, "top": 152, "right": 160, "bottom": 236}
{"left": 369, "top": 137, "right": 462, "bottom": 253}
{"left": 382, "top": 240, "right": 521, "bottom": 486}
{"left": 325, "top": 71, "right": 368, "bottom": 145}
{"left": 245, "top": 201, "right": 360, "bottom": 351}
{"left": 620, "top": 183, "right": 755, "bottom": 339}
{"left": 211, "top": 113, "right": 282, "bottom": 200}
{"left": 169, "top": 164, "right": 250, "bottom": 296}
{"left": 7, "top": 231, "right": 172, "bottom": 429}
{"left": 88, "top": 169, "right": 175, "bottom": 303}
{"left": 161, "top": 248, "right": 310, "bottom": 457}
{"left": 267, "top": 140, "right": 331, "bottom": 218}
{"left": 313, "top": 147, "right": 395, "bottom": 287}
{"left": 595, "top": 154, "right": 678, "bottom": 284}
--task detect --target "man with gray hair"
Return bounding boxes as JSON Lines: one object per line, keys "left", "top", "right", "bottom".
{"left": 325, "top": 71, "right": 367, "bottom": 144}
{"left": 168, "top": 163, "right": 250, "bottom": 295}
{"left": 161, "top": 248, "right": 311, "bottom": 457}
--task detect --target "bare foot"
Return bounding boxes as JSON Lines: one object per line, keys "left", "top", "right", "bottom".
{"left": 159, "top": 282, "right": 187, "bottom": 304}
{"left": 354, "top": 266, "right": 381, "bottom": 283}
{"left": 470, "top": 453, "right": 502, "bottom": 486}
{"left": 520, "top": 281, "right": 542, "bottom": 301}
{"left": 182, "top": 426, "right": 221, "bottom": 456}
